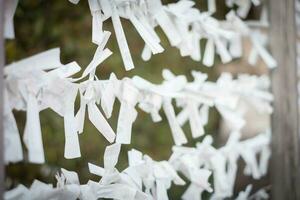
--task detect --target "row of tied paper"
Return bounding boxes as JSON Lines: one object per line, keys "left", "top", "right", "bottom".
{"left": 4, "top": 47, "right": 273, "bottom": 164}
{"left": 5, "top": 130, "right": 270, "bottom": 200}
{"left": 3, "top": 0, "right": 275, "bottom": 69}
{"left": 67, "top": 0, "right": 276, "bottom": 70}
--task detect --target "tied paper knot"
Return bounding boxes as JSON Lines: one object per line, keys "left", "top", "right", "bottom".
{"left": 4, "top": 48, "right": 82, "bottom": 163}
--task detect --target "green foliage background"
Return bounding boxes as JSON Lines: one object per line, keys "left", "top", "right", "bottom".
{"left": 4, "top": 0, "right": 238, "bottom": 199}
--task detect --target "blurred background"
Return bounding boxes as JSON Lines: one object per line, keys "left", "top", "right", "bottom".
{"left": 5, "top": 0, "right": 268, "bottom": 199}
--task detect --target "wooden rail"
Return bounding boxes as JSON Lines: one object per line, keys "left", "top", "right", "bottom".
{"left": 0, "top": 0, "right": 4, "bottom": 200}
{"left": 269, "top": 0, "right": 300, "bottom": 199}
{"left": 0, "top": 0, "right": 4, "bottom": 199}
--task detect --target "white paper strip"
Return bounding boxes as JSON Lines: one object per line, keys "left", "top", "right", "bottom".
{"left": 162, "top": 99, "right": 187, "bottom": 146}
{"left": 203, "top": 38, "right": 215, "bottom": 67}
{"left": 104, "top": 143, "right": 121, "bottom": 169}
{"left": 87, "top": 102, "right": 116, "bottom": 143}
{"left": 64, "top": 86, "right": 81, "bottom": 159}
{"left": 100, "top": 74, "right": 117, "bottom": 118}
{"left": 82, "top": 47, "right": 113, "bottom": 78}
{"left": 23, "top": 93, "right": 45, "bottom": 163}
{"left": 116, "top": 81, "right": 139, "bottom": 144}
{"left": 116, "top": 103, "right": 138, "bottom": 144}
{"left": 130, "top": 13, "right": 164, "bottom": 55}
{"left": 49, "top": 61, "right": 81, "bottom": 78}
{"left": 110, "top": 1, "right": 134, "bottom": 70}
{"left": 187, "top": 101, "right": 205, "bottom": 138}
{"left": 5, "top": 48, "right": 62, "bottom": 76}
{"left": 4, "top": 88, "right": 23, "bottom": 164}
{"left": 4, "top": 0, "right": 18, "bottom": 39}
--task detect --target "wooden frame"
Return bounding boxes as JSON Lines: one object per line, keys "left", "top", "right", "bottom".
{"left": 269, "top": 0, "right": 300, "bottom": 199}
{"left": 0, "top": 0, "right": 5, "bottom": 199}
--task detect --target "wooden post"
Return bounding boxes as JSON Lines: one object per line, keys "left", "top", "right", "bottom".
{"left": 0, "top": 3, "right": 3, "bottom": 200}
{"left": 0, "top": 0, "right": 4, "bottom": 199}
{"left": 269, "top": 0, "right": 300, "bottom": 199}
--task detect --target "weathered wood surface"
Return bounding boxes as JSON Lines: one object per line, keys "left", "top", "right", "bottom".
{"left": 269, "top": 0, "right": 300, "bottom": 199}
{"left": 0, "top": 0, "right": 4, "bottom": 199}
